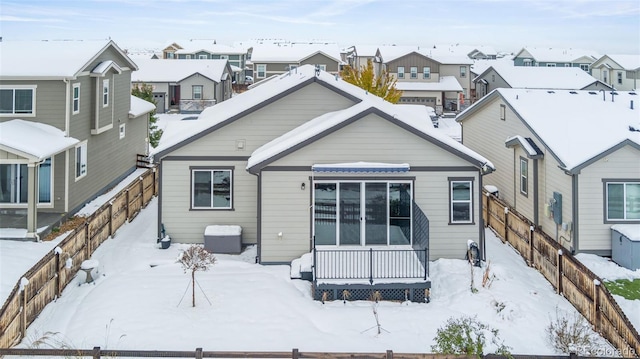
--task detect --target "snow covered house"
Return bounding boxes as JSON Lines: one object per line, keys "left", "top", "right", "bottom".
{"left": 0, "top": 40, "right": 155, "bottom": 239}
{"left": 457, "top": 88, "right": 640, "bottom": 256}
{"left": 378, "top": 46, "right": 473, "bottom": 113}
{"left": 512, "top": 47, "right": 600, "bottom": 70}
{"left": 152, "top": 65, "right": 495, "bottom": 301}
{"left": 132, "top": 59, "right": 233, "bottom": 113}
{"left": 589, "top": 54, "right": 640, "bottom": 91}
{"left": 473, "top": 65, "right": 612, "bottom": 100}
{"left": 249, "top": 43, "right": 343, "bottom": 83}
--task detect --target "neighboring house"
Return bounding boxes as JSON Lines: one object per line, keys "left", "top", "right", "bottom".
{"left": 473, "top": 65, "right": 612, "bottom": 100}
{"left": 512, "top": 47, "right": 600, "bottom": 70}
{"left": 431, "top": 44, "right": 498, "bottom": 60}
{"left": 132, "top": 59, "right": 233, "bottom": 114}
{"left": 342, "top": 45, "right": 384, "bottom": 76}
{"left": 152, "top": 65, "right": 494, "bottom": 301}
{"left": 250, "top": 43, "right": 342, "bottom": 82}
{"left": 379, "top": 46, "right": 472, "bottom": 113}
{"left": 0, "top": 40, "right": 155, "bottom": 239}
{"left": 161, "top": 42, "right": 183, "bottom": 59}
{"left": 457, "top": 88, "right": 640, "bottom": 256}
{"left": 590, "top": 54, "right": 640, "bottom": 91}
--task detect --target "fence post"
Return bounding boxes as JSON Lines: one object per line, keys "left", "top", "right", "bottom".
{"left": 55, "top": 249, "right": 61, "bottom": 298}
{"left": 593, "top": 279, "right": 601, "bottom": 333}
{"left": 85, "top": 221, "right": 90, "bottom": 259}
{"left": 108, "top": 203, "right": 113, "bottom": 238}
{"left": 125, "top": 188, "right": 130, "bottom": 222}
{"left": 93, "top": 346, "right": 101, "bottom": 359}
{"left": 369, "top": 248, "right": 374, "bottom": 284}
{"left": 557, "top": 249, "right": 563, "bottom": 294}
{"left": 292, "top": 348, "right": 299, "bottom": 359}
{"left": 195, "top": 347, "right": 203, "bottom": 359}
{"left": 502, "top": 207, "right": 509, "bottom": 243}
{"left": 20, "top": 280, "right": 27, "bottom": 342}
{"left": 386, "top": 350, "right": 393, "bottom": 359}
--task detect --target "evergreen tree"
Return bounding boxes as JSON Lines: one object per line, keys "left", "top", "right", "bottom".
{"left": 340, "top": 59, "right": 402, "bottom": 103}
{"left": 131, "top": 84, "right": 162, "bottom": 148}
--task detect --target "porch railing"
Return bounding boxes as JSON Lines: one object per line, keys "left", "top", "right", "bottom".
{"left": 314, "top": 248, "right": 428, "bottom": 284}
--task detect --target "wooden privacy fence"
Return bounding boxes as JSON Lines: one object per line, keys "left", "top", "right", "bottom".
{"left": 0, "top": 167, "right": 159, "bottom": 348}
{"left": 0, "top": 347, "right": 606, "bottom": 359}
{"left": 482, "top": 191, "right": 640, "bottom": 358}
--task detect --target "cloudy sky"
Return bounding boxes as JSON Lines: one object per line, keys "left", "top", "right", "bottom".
{"left": 1, "top": 0, "right": 639, "bottom": 54}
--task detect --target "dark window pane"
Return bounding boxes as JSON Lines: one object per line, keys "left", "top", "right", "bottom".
{"left": 340, "top": 182, "right": 361, "bottom": 245}
{"left": 607, "top": 183, "right": 624, "bottom": 219}
{"left": 314, "top": 183, "right": 336, "bottom": 245}
{"left": 452, "top": 182, "right": 470, "bottom": 200}
{"left": 0, "top": 89, "right": 13, "bottom": 113}
{"left": 626, "top": 184, "right": 640, "bottom": 219}
{"left": 212, "top": 170, "right": 231, "bottom": 208}
{"left": 193, "top": 171, "right": 212, "bottom": 207}
{"left": 15, "top": 89, "right": 32, "bottom": 113}
{"left": 452, "top": 203, "right": 471, "bottom": 222}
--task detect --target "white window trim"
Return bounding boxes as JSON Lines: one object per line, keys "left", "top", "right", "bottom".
{"left": 198, "top": 54, "right": 208, "bottom": 59}
{"left": 410, "top": 67, "right": 417, "bottom": 79}
{"left": 75, "top": 141, "right": 88, "bottom": 181}
{"left": 72, "top": 83, "right": 81, "bottom": 115}
{"left": 520, "top": 157, "right": 528, "bottom": 196}
{"left": 318, "top": 64, "right": 327, "bottom": 71}
{"left": 256, "top": 64, "right": 266, "bottom": 79}
{"left": 119, "top": 123, "right": 126, "bottom": 139}
{"left": 193, "top": 85, "right": 203, "bottom": 100}
{"left": 397, "top": 66, "right": 405, "bottom": 79}
{"left": 606, "top": 182, "right": 640, "bottom": 221}
{"left": 423, "top": 67, "right": 430, "bottom": 79}
{"left": 0, "top": 85, "right": 37, "bottom": 117}
{"left": 450, "top": 179, "right": 473, "bottom": 224}
{"left": 102, "top": 79, "right": 109, "bottom": 107}
{"left": 460, "top": 66, "right": 467, "bottom": 77}
{"left": 0, "top": 158, "right": 54, "bottom": 208}
{"left": 191, "top": 169, "right": 233, "bottom": 209}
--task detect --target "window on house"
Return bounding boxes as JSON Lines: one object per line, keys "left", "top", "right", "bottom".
{"left": 256, "top": 64, "right": 266, "bottom": 78}
{"left": 500, "top": 104, "right": 506, "bottom": 120}
{"left": 0, "top": 87, "right": 35, "bottom": 115}
{"left": 492, "top": 74, "right": 495, "bottom": 82}
{"left": 102, "top": 79, "right": 109, "bottom": 107}
{"left": 606, "top": 182, "right": 640, "bottom": 221}
{"left": 520, "top": 158, "right": 528, "bottom": 196}
{"left": 75, "top": 141, "right": 87, "bottom": 179}
{"left": 185, "top": 54, "right": 191, "bottom": 59}
{"left": 565, "top": 64, "right": 571, "bottom": 67}
{"left": 397, "top": 66, "right": 405, "bottom": 79}
{"left": 617, "top": 72, "right": 623, "bottom": 85}
{"left": 73, "top": 83, "right": 80, "bottom": 114}
{"left": 193, "top": 85, "right": 203, "bottom": 100}
{"left": 450, "top": 179, "right": 473, "bottom": 223}
{"left": 460, "top": 66, "right": 467, "bottom": 77}
{"left": 603, "top": 70, "right": 608, "bottom": 83}
{"left": 423, "top": 67, "right": 430, "bottom": 79}
{"left": 580, "top": 64, "right": 589, "bottom": 72}
{"left": 119, "top": 123, "right": 126, "bottom": 139}
{"left": 199, "top": 54, "right": 208, "bottom": 59}
{"left": 192, "top": 169, "right": 232, "bottom": 209}
{"left": 318, "top": 64, "right": 327, "bottom": 71}
{"left": 166, "top": 52, "right": 174, "bottom": 59}
{"left": 0, "top": 158, "right": 52, "bottom": 204}
{"left": 547, "top": 63, "right": 556, "bottom": 67}
{"left": 410, "top": 67, "right": 417, "bottom": 79}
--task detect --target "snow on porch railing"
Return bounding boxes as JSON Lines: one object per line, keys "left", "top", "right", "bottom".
{"left": 313, "top": 247, "right": 428, "bottom": 284}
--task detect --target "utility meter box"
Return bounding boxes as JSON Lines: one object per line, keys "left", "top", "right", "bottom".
{"left": 552, "top": 192, "right": 562, "bottom": 224}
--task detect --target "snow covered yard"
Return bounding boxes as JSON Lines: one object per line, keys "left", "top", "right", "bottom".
{"left": 11, "top": 198, "right": 614, "bottom": 355}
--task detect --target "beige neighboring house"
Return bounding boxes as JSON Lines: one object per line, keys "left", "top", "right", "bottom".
{"left": 512, "top": 47, "right": 600, "bottom": 69}
{"left": 250, "top": 43, "right": 343, "bottom": 83}
{"left": 457, "top": 88, "right": 640, "bottom": 256}
{"left": 132, "top": 59, "right": 233, "bottom": 113}
{"left": 342, "top": 45, "right": 384, "bottom": 76}
{"left": 473, "top": 64, "right": 613, "bottom": 100}
{"left": 151, "top": 65, "right": 495, "bottom": 302}
{"left": 590, "top": 54, "right": 640, "bottom": 91}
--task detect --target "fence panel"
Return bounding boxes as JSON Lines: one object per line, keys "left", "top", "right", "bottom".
{"left": 127, "top": 184, "right": 143, "bottom": 220}
{"left": 599, "top": 290, "right": 640, "bottom": 356}
{"left": 111, "top": 190, "right": 128, "bottom": 234}
{"left": 561, "top": 258, "right": 594, "bottom": 301}
{"left": 0, "top": 285, "right": 21, "bottom": 347}
{"left": 142, "top": 171, "right": 155, "bottom": 207}
{"left": 24, "top": 277, "right": 57, "bottom": 328}
{"left": 560, "top": 275, "right": 593, "bottom": 321}
{"left": 505, "top": 211, "right": 531, "bottom": 260}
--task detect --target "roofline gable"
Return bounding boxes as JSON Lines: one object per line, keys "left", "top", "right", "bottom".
{"left": 567, "top": 139, "right": 640, "bottom": 174}
{"left": 385, "top": 51, "right": 438, "bottom": 65}
{"left": 299, "top": 50, "right": 341, "bottom": 64}
{"left": 248, "top": 106, "right": 489, "bottom": 173}
{"left": 76, "top": 40, "right": 138, "bottom": 78}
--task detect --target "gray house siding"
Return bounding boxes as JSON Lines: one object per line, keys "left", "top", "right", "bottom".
{"left": 386, "top": 53, "right": 441, "bottom": 77}
{"left": 0, "top": 80, "right": 67, "bottom": 131}
{"left": 300, "top": 53, "right": 340, "bottom": 73}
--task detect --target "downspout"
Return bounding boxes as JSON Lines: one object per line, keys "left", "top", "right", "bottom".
{"left": 156, "top": 160, "right": 164, "bottom": 241}
{"left": 572, "top": 173, "right": 579, "bottom": 254}
{"left": 533, "top": 159, "right": 539, "bottom": 226}
{"left": 248, "top": 170, "right": 261, "bottom": 264}
{"left": 63, "top": 78, "right": 71, "bottom": 213}
{"left": 478, "top": 168, "right": 486, "bottom": 260}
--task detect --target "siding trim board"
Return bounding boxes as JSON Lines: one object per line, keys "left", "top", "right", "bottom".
{"left": 248, "top": 107, "right": 490, "bottom": 174}
{"left": 154, "top": 77, "right": 360, "bottom": 160}
{"left": 572, "top": 174, "right": 579, "bottom": 253}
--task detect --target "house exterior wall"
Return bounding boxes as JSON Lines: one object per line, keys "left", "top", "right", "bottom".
{"left": 0, "top": 80, "right": 67, "bottom": 131}
{"left": 179, "top": 74, "right": 217, "bottom": 101}
{"left": 159, "top": 82, "right": 357, "bottom": 243}
{"left": 590, "top": 57, "right": 639, "bottom": 91}
{"left": 440, "top": 64, "right": 471, "bottom": 99}
{"left": 258, "top": 113, "right": 482, "bottom": 263}
{"left": 459, "top": 97, "right": 575, "bottom": 251}
{"left": 513, "top": 49, "right": 535, "bottom": 66}
{"left": 577, "top": 145, "right": 640, "bottom": 254}
{"left": 479, "top": 69, "right": 511, "bottom": 95}
{"left": 386, "top": 53, "right": 441, "bottom": 77}
{"left": 300, "top": 53, "right": 340, "bottom": 73}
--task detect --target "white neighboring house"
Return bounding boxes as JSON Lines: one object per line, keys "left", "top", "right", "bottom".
{"left": 473, "top": 64, "right": 613, "bottom": 99}
{"left": 590, "top": 54, "right": 640, "bottom": 91}
{"left": 457, "top": 88, "right": 640, "bottom": 256}
{"left": 132, "top": 59, "right": 233, "bottom": 114}
{"left": 250, "top": 42, "right": 343, "bottom": 82}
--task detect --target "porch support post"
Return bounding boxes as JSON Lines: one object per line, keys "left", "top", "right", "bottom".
{"left": 369, "top": 248, "right": 373, "bottom": 284}
{"left": 26, "top": 163, "right": 38, "bottom": 239}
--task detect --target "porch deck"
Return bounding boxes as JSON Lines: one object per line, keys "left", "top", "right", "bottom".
{"left": 312, "top": 246, "right": 431, "bottom": 302}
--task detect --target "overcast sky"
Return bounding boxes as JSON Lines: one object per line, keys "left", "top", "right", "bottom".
{"left": 1, "top": 0, "right": 639, "bottom": 54}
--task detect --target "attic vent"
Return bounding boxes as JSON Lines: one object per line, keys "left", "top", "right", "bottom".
{"left": 588, "top": 91, "right": 597, "bottom": 95}
{"left": 547, "top": 90, "right": 555, "bottom": 94}
{"left": 569, "top": 91, "right": 578, "bottom": 94}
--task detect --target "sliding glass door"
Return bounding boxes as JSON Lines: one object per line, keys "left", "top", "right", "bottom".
{"left": 314, "top": 180, "right": 412, "bottom": 246}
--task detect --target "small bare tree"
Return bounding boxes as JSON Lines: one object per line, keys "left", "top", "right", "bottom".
{"left": 178, "top": 245, "right": 216, "bottom": 307}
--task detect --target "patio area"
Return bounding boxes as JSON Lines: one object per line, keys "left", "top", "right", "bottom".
{"left": 0, "top": 210, "right": 66, "bottom": 240}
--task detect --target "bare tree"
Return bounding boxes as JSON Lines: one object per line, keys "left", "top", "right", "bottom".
{"left": 178, "top": 245, "right": 216, "bottom": 307}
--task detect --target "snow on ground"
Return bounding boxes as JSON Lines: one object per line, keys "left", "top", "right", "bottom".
{"left": 575, "top": 253, "right": 640, "bottom": 332}
{"left": 13, "top": 198, "right": 613, "bottom": 354}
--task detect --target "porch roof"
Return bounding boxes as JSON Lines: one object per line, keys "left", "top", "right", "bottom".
{"left": 312, "top": 162, "right": 410, "bottom": 173}
{"left": 0, "top": 120, "right": 79, "bottom": 162}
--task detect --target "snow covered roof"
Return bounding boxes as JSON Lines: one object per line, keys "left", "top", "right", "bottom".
{"left": 459, "top": 88, "right": 640, "bottom": 173}
{"left": 378, "top": 45, "right": 420, "bottom": 63}
{"left": 379, "top": 45, "right": 473, "bottom": 65}
{"left": 477, "top": 65, "right": 606, "bottom": 90}
{"left": 431, "top": 44, "right": 498, "bottom": 58}
{"left": 0, "top": 39, "right": 136, "bottom": 79}
{"left": 0, "top": 120, "right": 80, "bottom": 161}
{"left": 515, "top": 47, "right": 600, "bottom": 63}
{"left": 395, "top": 76, "right": 464, "bottom": 92}
{"left": 471, "top": 57, "right": 514, "bottom": 75}
{"left": 312, "top": 162, "right": 410, "bottom": 173}
{"left": 351, "top": 45, "right": 380, "bottom": 58}
{"left": 129, "top": 96, "right": 156, "bottom": 118}
{"left": 173, "top": 40, "right": 246, "bottom": 55}
{"left": 250, "top": 43, "right": 342, "bottom": 63}
{"left": 505, "top": 135, "right": 543, "bottom": 158}
{"left": 153, "top": 65, "right": 494, "bottom": 173}
{"left": 595, "top": 54, "right": 640, "bottom": 71}
{"left": 132, "top": 59, "right": 229, "bottom": 83}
